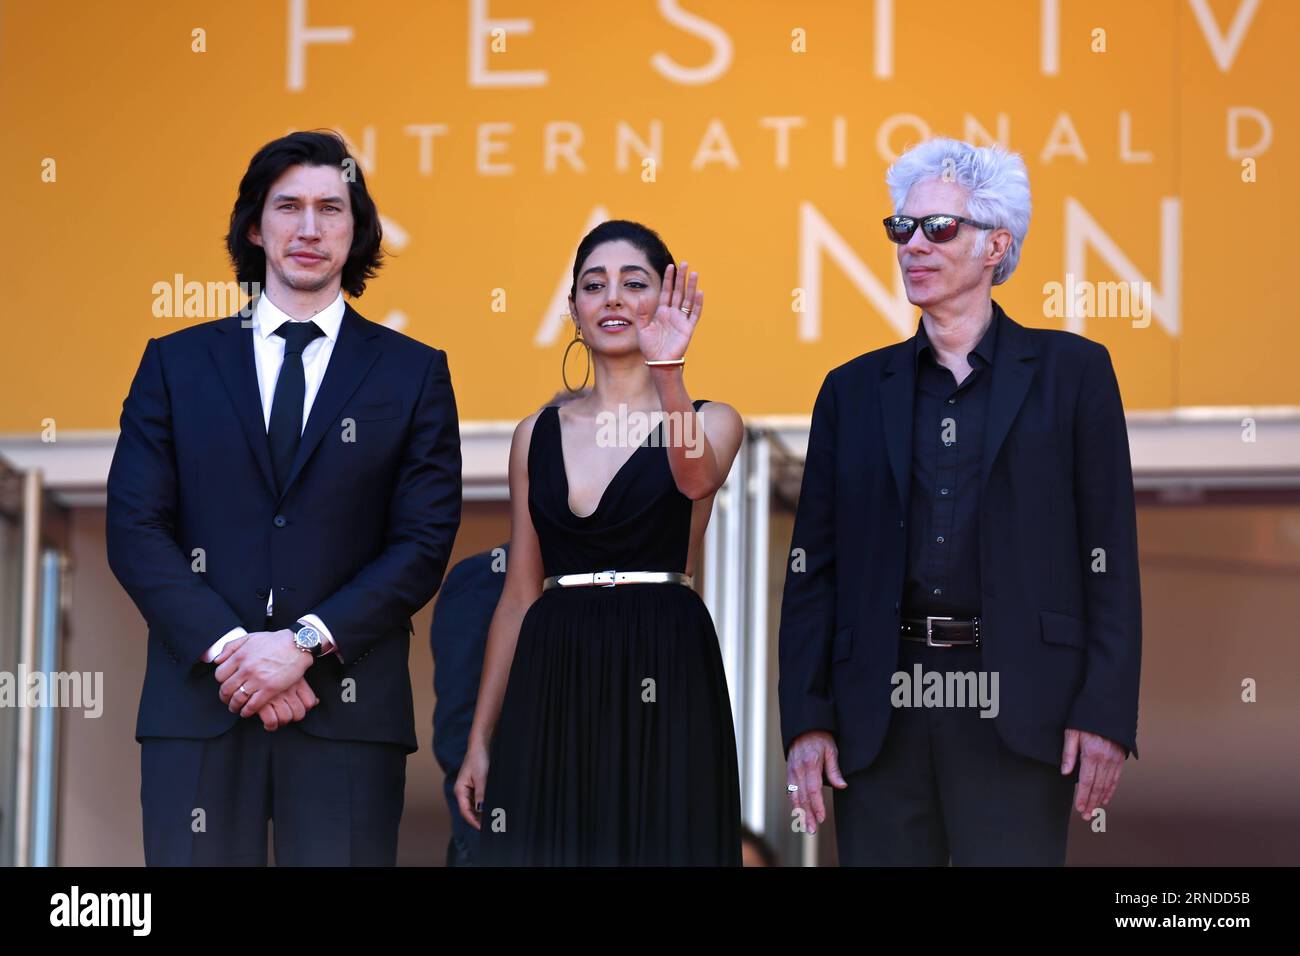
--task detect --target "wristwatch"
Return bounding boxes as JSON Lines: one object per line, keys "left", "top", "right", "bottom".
{"left": 292, "top": 622, "right": 326, "bottom": 657}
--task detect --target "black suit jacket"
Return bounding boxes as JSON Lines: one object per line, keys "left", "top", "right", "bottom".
{"left": 778, "top": 301, "right": 1141, "bottom": 774}
{"left": 430, "top": 546, "right": 503, "bottom": 779}
{"left": 429, "top": 545, "right": 506, "bottom": 863}
{"left": 107, "top": 303, "right": 462, "bottom": 753}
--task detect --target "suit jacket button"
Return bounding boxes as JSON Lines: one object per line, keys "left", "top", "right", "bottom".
{"left": 273, "top": 515, "right": 287, "bottom": 528}
{"left": 255, "top": 587, "right": 268, "bottom": 598}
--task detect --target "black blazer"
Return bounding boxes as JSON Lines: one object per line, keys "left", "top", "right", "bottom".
{"left": 778, "top": 301, "right": 1141, "bottom": 774}
{"left": 430, "top": 546, "right": 503, "bottom": 782}
{"left": 106, "top": 303, "right": 462, "bottom": 753}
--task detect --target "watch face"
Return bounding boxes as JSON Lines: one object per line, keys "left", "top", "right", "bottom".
{"left": 296, "top": 626, "right": 320, "bottom": 649}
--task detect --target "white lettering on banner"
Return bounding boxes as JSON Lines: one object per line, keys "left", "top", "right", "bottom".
{"left": 1042, "top": 113, "right": 1087, "bottom": 164}
{"left": 650, "top": 0, "right": 732, "bottom": 85}
{"left": 874, "top": 0, "right": 895, "bottom": 78}
{"left": 1064, "top": 198, "right": 1181, "bottom": 337}
{"left": 615, "top": 121, "right": 664, "bottom": 173}
{"left": 468, "top": 0, "right": 547, "bottom": 88}
{"left": 330, "top": 126, "right": 376, "bottom": 175}
{"left": 283, "top": 112, "right": 1272, "bottom": 181}
{"left": 545, "top": 122, "right": 587, "bottom": 174}
{"left": 405, "top": 124, "right": 450, "bottom": 175}
{"left": 283, "top": 0, "right": 1264, "bottom": 92}
{"left": 1041, "top": 0, "right": 1061, "bottom": 75}
{"left": 1227, "top": 106, "right": 1273, "bottom": 159}
{"left": 761, "top": 117, "right": 807, "bottom": 170}
{"left": 964, "top": 113, "right": 1010, "bottom": 149}
{"left": 691, "top": 119, "right": 741, "bottom": 170}
{"left": 1188, "top": 0, "right": 1262, "bottom": 73}
{"left": 285, "top": 0, "right": 353, "bottom": 92}
{"left": 478, "top": 122, "right": 515, "bottom": 176}
{"left": 535, "top": 206, "right": 612, "bottom": 347}
{"left": 797, "top": 202, "right": 912, "bottom": 342}
{"left": 1118, "top": 112, "right": 1154, "bottom": 164}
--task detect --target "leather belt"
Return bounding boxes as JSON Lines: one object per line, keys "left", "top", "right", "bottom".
{"left": 899, "top": 614, "right": 981, "bottom": 648}
{"left": 542, "top": 570, "right": 693, "bottom": 591}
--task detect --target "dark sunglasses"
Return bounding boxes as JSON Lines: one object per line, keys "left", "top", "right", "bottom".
{"left": 883, "top": 214, "right": 996, "bottom": 244}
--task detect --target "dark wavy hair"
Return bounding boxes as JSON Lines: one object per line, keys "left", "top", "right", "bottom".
{"left": 569, "top": 219, "right": 675, "bottom": 302}
{"left": 226, "top": 130, "right": 383, "bottom": 298}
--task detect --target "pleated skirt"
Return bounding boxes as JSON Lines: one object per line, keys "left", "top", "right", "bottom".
{"left": 477, "top": 583, "right": 742, "bottom": 866}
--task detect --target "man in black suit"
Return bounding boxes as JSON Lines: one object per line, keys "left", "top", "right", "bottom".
{"left": 430, "top": 546, "right": 504, "bottom": 866}
{"left": 107, "top": 130, "right": 461, "bottom": 865}
{"left": 779, "top": 138, "right": 1141, "bottom": 865}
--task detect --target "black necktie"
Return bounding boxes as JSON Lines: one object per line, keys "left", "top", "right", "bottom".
{"left": 268, "top": 320, "right": 324, "bottom": 494}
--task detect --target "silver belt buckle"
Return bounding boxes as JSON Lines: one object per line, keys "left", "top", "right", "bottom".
{"left": 926, "top": 615, "right": 955, "bottom": 647}
{"left": 593, "top": 569, "right": 617, "bottom": 587}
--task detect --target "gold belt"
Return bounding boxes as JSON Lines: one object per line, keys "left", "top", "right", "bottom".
{"left": 542, "top": 570, "right": 693, "bottom": 590}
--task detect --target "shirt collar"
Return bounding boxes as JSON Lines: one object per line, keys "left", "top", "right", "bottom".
{"left": 253, "top": 290, "right": 346, "bottom": 342}
{"left": 913, "top": 301, "right": 1000, "bottom": 371}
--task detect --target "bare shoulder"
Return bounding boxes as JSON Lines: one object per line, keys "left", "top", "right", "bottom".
{"left": 512, "top": 408, "right": 547, "bottom": 450}
{"left": 694, "top": 401, "right": 744, "bottom": 465}
{"left": 508, "top": 408, "right": 551, "bottom": 471}
{"left": 696, "top": 400, "right": 743, "bottom": 432}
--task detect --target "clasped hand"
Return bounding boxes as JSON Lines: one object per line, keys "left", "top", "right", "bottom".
{"left": 213, "top": 630, "right": 318, "bottom": 731}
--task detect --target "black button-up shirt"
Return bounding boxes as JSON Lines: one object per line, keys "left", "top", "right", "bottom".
{"left": 901, "top": 307, "right": 998, "bottom": 618}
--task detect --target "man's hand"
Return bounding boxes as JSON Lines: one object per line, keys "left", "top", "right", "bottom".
{"left": 254, "top": 677, "right": 320, "bottom": 731}
{"left": 785, "top": 730, "right": 848, "bottom": 835}
{"left": 1061, "top": 728, "right": 1125, "bottom": 820}
{"left": 214, "top": 629, "right": 312, "bottom": 718}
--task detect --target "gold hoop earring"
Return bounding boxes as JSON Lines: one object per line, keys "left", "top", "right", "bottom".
{"left": 561, "top": 319, "right": 591, "bottom": 393}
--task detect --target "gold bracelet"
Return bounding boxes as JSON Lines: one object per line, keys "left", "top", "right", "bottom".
{"left": 644, "top": 358, "right": 685, "bottom": 367}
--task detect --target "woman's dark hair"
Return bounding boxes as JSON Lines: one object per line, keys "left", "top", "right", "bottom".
{"left": 226, "top": 130, "right": 383, "bottom": 298}
{"left": 569, "top": 220, "right": 674, "bottom": 303}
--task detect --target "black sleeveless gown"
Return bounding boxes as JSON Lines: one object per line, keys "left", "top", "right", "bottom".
{"left": 477, "top": 399, "right": 742, "bottom": 866}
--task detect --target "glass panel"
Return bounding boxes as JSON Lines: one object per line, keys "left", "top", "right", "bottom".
{"left": 0, "top": 464, "right": 26, "bottom": 866}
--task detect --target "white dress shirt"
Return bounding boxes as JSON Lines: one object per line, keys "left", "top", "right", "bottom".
{"left": 200, "top": 290, "right": 347, "bottom": 664}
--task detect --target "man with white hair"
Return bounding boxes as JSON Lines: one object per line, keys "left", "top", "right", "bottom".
{"left": 778, "top": 138, "right": 1141, "bottom": 865}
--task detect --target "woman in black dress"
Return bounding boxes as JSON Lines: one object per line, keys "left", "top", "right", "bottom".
{"left": 456, "top": 220, "right": 744, "bottom": 865}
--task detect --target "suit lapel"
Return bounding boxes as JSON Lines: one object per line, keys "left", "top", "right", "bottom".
{"left": 877, "top": 303, "right": 1038, "bottom": 508}
{"left": 210, "top": 314, "right": 277, "bottom": 496}
{"left": 979, "top": 305, "right": 1037, "bottom": 492}
{"left": 878, "top": 342, "right": 915, "bottom": 514}
{"left": 275, "top": 303, "right": 381, "bottom": 505}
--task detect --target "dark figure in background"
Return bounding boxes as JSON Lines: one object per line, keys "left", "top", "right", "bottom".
{"left": 430, "top": 545, "right": 505, "bottom": 866}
